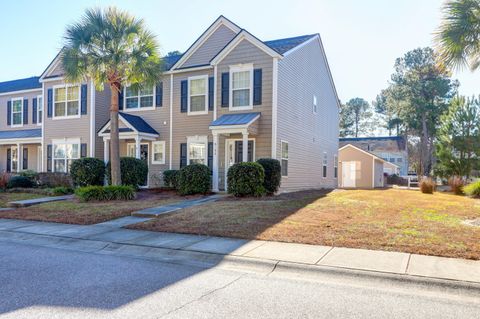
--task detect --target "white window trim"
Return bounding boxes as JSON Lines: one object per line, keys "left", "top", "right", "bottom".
{"left": 37, "top": 95, "right": 43, "bottom": 126}
{"left": 187, "top": 135, "right": 208, "bottom": 165}
{"left": 281, "top": 140, "right": 288, "bottom": 178}
{"left": 229, "top": 64, "right": 253, "bottom": 111}
{"left": 313, "top": 95, "right": 318, "bottom": 114}
{"left": 334, "top": 154, "right": 338, "bottom": 179}
{"left": 52, "top": 84, "right": 81, "bottom": 120}
{"left": 187, "top": 75, "right": 209, "bottom": 115}
{"left": 51, "top": 138, "right": 81, "bottom": 173}
{"left": 11, "top": 97, "right": 24, "bottom": 127}
{"left": 322, "top": 152, "right": 328, "bottom": 178}
{"left": 123, "top": 85, "right": 156, "bottom": 112}
{"left": 151, "top": 141, "right": 166, "bottom": 165}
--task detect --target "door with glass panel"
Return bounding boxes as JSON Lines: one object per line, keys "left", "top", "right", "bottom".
{"left": 224, "top": 140, "right": 254, "bottom": 189}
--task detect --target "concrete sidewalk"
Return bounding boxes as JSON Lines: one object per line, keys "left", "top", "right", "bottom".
{"left": 0, "top": 217, "right": 479, "bottom": 287}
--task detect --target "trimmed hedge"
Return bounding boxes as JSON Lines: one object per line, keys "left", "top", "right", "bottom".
{"left": 227, "top": 162, "right": 265, "bottom": 197}
{"left": 50, "top": 186, "right": 74, "bottom": 196}
{"left": 18, "top": 170, "right": 39, "bottom": 185}
{"left": 463, "top": 180, "right": 480, "bottom": 197}
{"left": 106, "top": 157, "right": 148, "bottom": 187}
{"left": 257, "top": 158, "right": 281, "bottom": 195}
{"left": 163, "top": 170, "right": 179, "bottom": 189}
{"left": 177, "top": 164, "right": 211, "bottom": 195}
{"left": 75, "top": 185, "right": 136, "bottom": 202}
{"left": 70, "top": 157, "right": 105, "bottom": 187}
{"left": 7, "top": 176, "right": 34, "bottom": 189}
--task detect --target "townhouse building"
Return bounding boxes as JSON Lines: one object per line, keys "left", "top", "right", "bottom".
{"left": 0, "top": 16, "right": 340, "bottom": 192}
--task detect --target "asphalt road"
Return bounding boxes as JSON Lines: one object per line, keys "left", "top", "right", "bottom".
{"left": 0, "top": 241, "right": 479, "bottom": 319}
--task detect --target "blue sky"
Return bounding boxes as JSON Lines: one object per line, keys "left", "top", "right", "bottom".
{"left": 1, "top": 0, "right": 479, "bottom": 104}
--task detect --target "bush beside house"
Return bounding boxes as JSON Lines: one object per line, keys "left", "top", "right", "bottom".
{"left": 227, "top": 162, "right": 266, "bottom": 197}
{"left": 70, "top": 158, "right": 105, "bottom": 187}
{"left": 106, "top": 157, "right": 148, "bottom": 188}
{"left": 163, "top": 170, "right": 179, "bottom": 189}
{"left": 257, "top": 158, "right": 281, "bottom": 195}
{"left": 177, "top": 164, "right": 210, "bottom": 195}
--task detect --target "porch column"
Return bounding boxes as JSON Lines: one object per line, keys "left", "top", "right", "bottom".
{"left": 17, "top": 143, "right": 21, "bottom": 172}
{"left": 135, "top": 136, "right": 141, "bottom": 159}
{"left": 242, "top": 131, "right": 248, "bottom": 162}
{"left": 212, "top": 132, "right": 219, "bottom": 192}
{"left": 103, "top": 139, "right": 110, "bottom": 164}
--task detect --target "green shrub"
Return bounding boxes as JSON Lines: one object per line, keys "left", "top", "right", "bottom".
{"left": 227, "top": 162, "right": 266, "bottom": 197}
{"left": 50, "top": 186, "right": 74, "bottom": 196}
{"left": 163, "top": 170, "right": 179, "bottom": 189}
{"left": 420, "top": 177, "right": 436, "bottom": 194}
{"left": 177, "top": 164, "right": 211, "bottom": 195}
{"left": 75, "top": 185, "right": 135, "bottom": 202}
{"left": 106, "top": 157, "right": 148, "bottom": 187}
{"left": 463, "top": 180, "right": 480, "bottom": 197}
{"left": 70, "top": 158, "right": 105, "bottom": 187}
{"left": 257, "top": 158, "right": 281, "bottom": 195}
{"left": 37, "top": 173, "right": 73, "bottom": 188}
{"left": 7, "top": 176, "right": 34, "bottom": 188}
{"left": 19, "top": 170, "right": 39, "bottom": 184}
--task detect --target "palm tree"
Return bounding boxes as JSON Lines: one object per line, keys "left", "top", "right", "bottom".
{"left": 435, "top": 0, "right": 480, "bottom": 71}
{"left": 62, "top": 7, "right": 162, "bottom": 185}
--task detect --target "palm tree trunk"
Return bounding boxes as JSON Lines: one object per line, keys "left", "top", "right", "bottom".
{"left": 109, "top": 84, "right": 121, "bottom": 185}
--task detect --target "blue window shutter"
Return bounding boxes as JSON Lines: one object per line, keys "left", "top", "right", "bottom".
{"left": 47, "top": 89, "right": 53, "bottom": 118}
{"left": 156, "top": 82, "right": 163, "bottom": 107}
{"left": 180, "top": 80, "right": 188, "bottom": 113}
{"left": 81, "top": 143, "right": 87, "bottom": 158}
{"left": 118, "top": 88, "right": 124, "bottom": 110}
{"left": 47, "top": 144, "right": 52, "bottom": 172}
{"left": 253, "top": 69, "right": 262, "bottom": 105}
{"left": 23, "top": 148, "right": 28, "bottom": 170}
{"left": 7, "top": 100, "right": 11, "bottom": 125}
{"left": 221, "top": 72, "right": 229, "bottom": 107}
{"left": 23, "top": 99, "right": 28, "bottom": 124}
{"left": 32, "top": 97, "right": 37, "bottom": 124}
{"left": 208, "top": 77, "right": 214, "bottom": 111}
{"left": 180, "top": 143, "right": 187, "bottom": 168}
{"left": 208, "top": 142, "right": 213, "bottom": 172}
{"left": 81, "top": 84, "right": 88, "bottom": 115}
{"left": 6, "top": 148, "right": 11, "bottom": 172}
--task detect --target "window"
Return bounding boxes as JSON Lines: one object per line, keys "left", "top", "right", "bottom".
{"left": 389, "top": 158, "right": 395, "bottom": 163}
{"left": 37, "top": 95, "right": 43, "bottom": 124}
{"left": 52, "top": 140, "right": 80, "bottom": 173}
{"left": 313, "top": 95, "right": 318, "bottom": 113}
{"left": 127, "top": 144, "right": 136, "bottom": 158}
{"left": 10, "top": 146, "right": 18, "bottom": 172}
{"left": 334, "top": 155, "right": 338, "bottom": 178}
{"left": 54, "top": 85, "right": 80, "bottom": 118}
{"left": 281, "top": 141, "right": 288, "bottom": 177}
{"left": 397, "top": 157, "right": 403, "bottom": 163}
{"left": 230, "top": 64, "right": 253, "bottom": 110}
{"left": 187, "top": 136, "right": 207, "bottom": 165}
{"left": 188, "top": 75, "right": 208, "bottom": 114}
{"left": 11, "top": 98, "right": 23, "bottom": 126}
{"left": 152, "top": 141, "right": 165, "bottom": 164}
{"left": 125, "top": 85, "right": 154, "bottom": 110}
{"left": 323, "top": 152, "right": 328, "bottom": 178}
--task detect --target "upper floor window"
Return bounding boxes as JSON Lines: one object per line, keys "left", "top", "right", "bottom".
{"left": 54, "top": 85, "right": 80, "bottom": 118}
{"left": 125, "top": 86, "right": 154, "bottom": 110}
{"left": 11, "top": 98, "right": 23, "bottom": 126}
{"left": 281, "top": 141, "right": 289, "bottom": 177}
{"left": 188, "top": 75, "right": 208, "bottom": 115}
{"left": 313, "top": 95, "right": 318, "bottom": 114}
{"left": 230, "top": 64, "right": 253, "bottom": 110}
{"left": 37, "top": 95, "right": 43, "bottom": 125}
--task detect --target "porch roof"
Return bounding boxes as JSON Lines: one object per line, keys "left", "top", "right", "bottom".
{"left": 98, "top": 112, "right": 159, "bottom": 137}
{"left": 0, "top": 129, "right": 42, "bottom": 140}
{"left": 210, "top": 112, "right": 261, "bottom": 127}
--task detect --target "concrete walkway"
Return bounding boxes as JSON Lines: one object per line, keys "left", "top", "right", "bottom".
{"left": 0, "top": 217, "right": 479, "bottom": 287}
{"left": 8, "top": 195, "right": 74, "bottom": 208}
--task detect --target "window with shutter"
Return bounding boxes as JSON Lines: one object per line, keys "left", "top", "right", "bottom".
{"left": 180, "top": 80, "right": 188, "bottom": 113}
{"left": 253, "top": 68, "right": 262, "bottom": 105}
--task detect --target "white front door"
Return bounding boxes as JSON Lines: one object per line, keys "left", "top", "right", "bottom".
{"left": 342, "top": 161, "right": 356, "bottom": 188}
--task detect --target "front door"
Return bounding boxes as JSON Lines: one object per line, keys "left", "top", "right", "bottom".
{"left": 342, "top": 161, "right": 356, "bottom": 188}
{"left": 225, "top": 139, "right": 254, "bottom": 189}
{"left": 127, "top": 143, "right": 149, "bottom": 186}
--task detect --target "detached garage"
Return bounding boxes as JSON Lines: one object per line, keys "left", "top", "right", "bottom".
{"left": 338, "top": 144, "right": 386, "bottom": 189}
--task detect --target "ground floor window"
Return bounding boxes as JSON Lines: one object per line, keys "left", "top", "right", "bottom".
{"left": 323, "top": 152, "right": 328, "bottom": 178}
{"left": 187, "top": 136, "right": 207, "bottom": 165}
{"left": 334, "top": 155, "right": 338, "bottom": 178}
{"left": 53, "top": 141, "right": 80, "bottom": 173}
{"left": 281, "top": 141, "right": 288, "bottom": 177}
{"left": 152, "top": 141, "right": 165, "bottom": 164}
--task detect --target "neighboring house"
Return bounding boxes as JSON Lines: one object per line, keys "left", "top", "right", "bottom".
{"left": 339, "top": 136, "right": 408, "bottom": 176}
{"left": 338, "top": 144, "right": 386, "bottom": 189}
{"left": 0, "top": 15, "right": 340, "bottom": 192}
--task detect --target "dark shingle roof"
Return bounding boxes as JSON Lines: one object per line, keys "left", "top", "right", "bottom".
{"left": 339, "top": 136, "right": 407, "bottom": 152}
{"left": 210, "top": 112, "right": 261, "bottom": 126}
{"left": 264, "top": 34, "right": 317, "bottom": 54}
{"left": 0, "top": 77, "right": 41, "bottom": 94}
{"left": 163, "top": 54, "right": 183, "bottom": 70}
{"left": 0, "top": 129, "right": 42, "bottom": 140}
{"left": 119, "top": 112, "right": 159, "bottom": 135}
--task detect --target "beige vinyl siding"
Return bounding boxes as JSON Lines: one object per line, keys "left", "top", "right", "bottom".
{"left": 181, "top": 25, "right": 237, "bottom": 68}
{"left": 276, "top": 37, "right": 339, "bottom": 192}
{"left": 42, "top": 79, "right": 91, "bottom": 171}
{"left": 45, "top": 60, "right": 65, "bottom": 78}
{"left": 374, "top": 159, "right": 384, "bottom": 187}
{"left": 338, "top": 146, "right": 373, "bottom": 189}
{"left": 0, "top": 90, "right": 43, "bottom": 130}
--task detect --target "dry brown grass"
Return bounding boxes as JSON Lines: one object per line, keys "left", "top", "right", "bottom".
{"left": 0, "top": 190, "right": 195, "bottom": 225}
{"left": 131, "top": 189, "right": 480, "bottom": 260}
